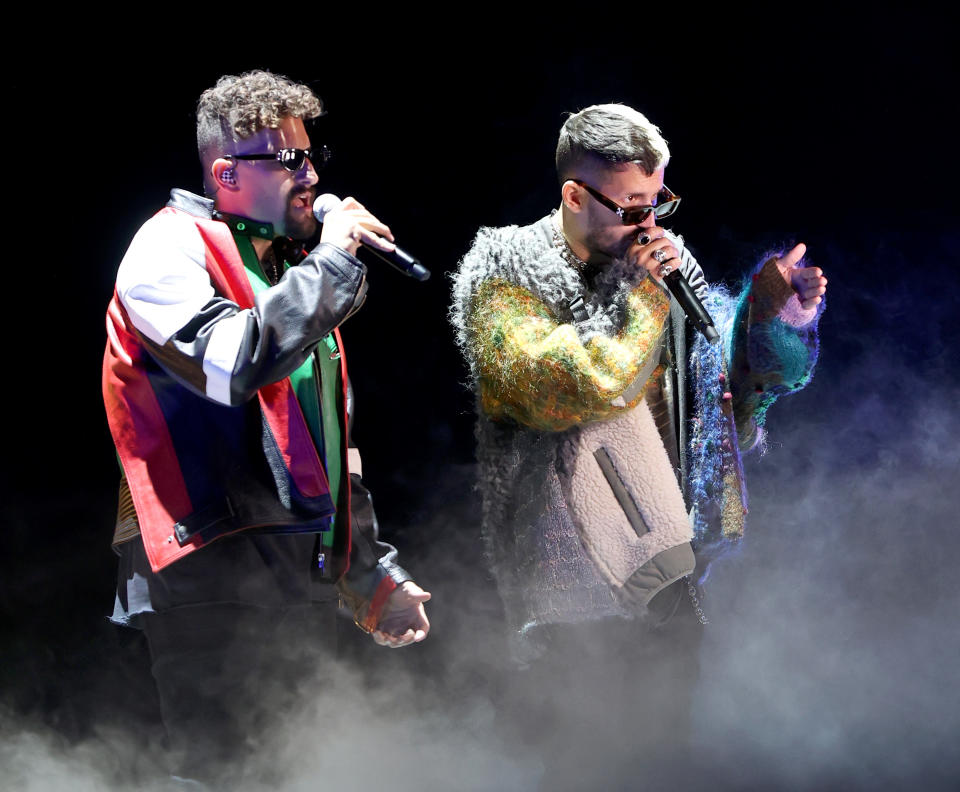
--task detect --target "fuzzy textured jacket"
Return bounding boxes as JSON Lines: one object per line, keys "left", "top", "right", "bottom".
{"left": 451, "top": 214, "right": 822, "bottom": 652}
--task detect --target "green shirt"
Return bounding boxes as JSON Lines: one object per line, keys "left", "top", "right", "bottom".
{"left": 232, "top": 231, "right": 343, "bottom": 548}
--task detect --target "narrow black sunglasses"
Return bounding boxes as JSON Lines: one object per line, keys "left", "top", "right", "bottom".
{"left": 228, "top": 145, "right": 332, "bottom": 172}
{"left": 572, "top": 179, "right": 680, "bottom": 224}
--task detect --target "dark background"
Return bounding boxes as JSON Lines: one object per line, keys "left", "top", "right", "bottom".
{"left": 2, "top": 16, "right": 958, "bottom": 790}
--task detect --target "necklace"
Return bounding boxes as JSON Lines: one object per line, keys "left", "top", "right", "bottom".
{"left": 261, "top": 245, "right": 283, "bottom": 285}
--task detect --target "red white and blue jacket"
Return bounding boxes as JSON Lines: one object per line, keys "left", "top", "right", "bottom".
{"left": 103, "top": 189, "right": 405, "bottom": 626}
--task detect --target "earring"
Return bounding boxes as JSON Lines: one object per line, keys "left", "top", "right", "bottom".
{"left": 221, "top": 169, "right": 236, "bottom": 185}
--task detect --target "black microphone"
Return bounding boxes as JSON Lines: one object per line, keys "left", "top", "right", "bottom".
{"left": 661, "top": 268, "right": 720, "bottom": 344}
{"left": 313, "top": 194, "right": 430, "bottom": 282}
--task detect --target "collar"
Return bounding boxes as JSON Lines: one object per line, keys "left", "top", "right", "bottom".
{"left": 213, "top": 210, "right": 307, "bottom": 266}
{"left": 166, "top": 188, "right": 214, "bottom": 219}
{"left": 164, "top": 189, "right": 303, "bottom": 263}
{"left": 211, "top": 211, "right": 276, "bottom": 240}
{"left": 165, "top": 190, "right": 274, "bottom": 238}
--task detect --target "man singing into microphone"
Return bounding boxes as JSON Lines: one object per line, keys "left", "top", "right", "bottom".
{"left": 450, "top": 104, "right": 826, "bottom": 786}
{"left": 104, "top": 70, "right": 430, "bottom": 784}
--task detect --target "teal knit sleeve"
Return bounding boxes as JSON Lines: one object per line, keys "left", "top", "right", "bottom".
{"left": 727, "top": 256, "right": 824, "bottom": 450}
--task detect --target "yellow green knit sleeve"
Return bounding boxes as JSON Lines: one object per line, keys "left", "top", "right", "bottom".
{"left": 467, "top": 278, "right": 670, "bottom": 432}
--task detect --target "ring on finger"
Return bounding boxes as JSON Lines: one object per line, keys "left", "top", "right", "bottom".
{"left": 657, "top": 262, "right": 675, "bottom": 278}
{"left": 652, "top": 248, "right": 669, "bottom": 264}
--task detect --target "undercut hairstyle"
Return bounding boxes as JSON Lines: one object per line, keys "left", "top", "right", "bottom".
{"left": 196, "top": 70, "right": 323, "bottom": 176}
{"left": 555, "top": 103, "right": 670, "bottom": 184}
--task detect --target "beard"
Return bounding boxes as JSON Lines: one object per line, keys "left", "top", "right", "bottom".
{"left": 284, "top": 211, "right": 316, "bottom": 241}
{"left": 283, "top": 187, "right": 318, "bottom": 240}
{"left": 583, "top": 225, "right": 636, "bottom": 264}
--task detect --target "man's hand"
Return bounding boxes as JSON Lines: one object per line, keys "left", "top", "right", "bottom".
{"left": 629, "top": 225, "right": 680, "bottom": 279}
{"left": 320, "top": 196, "right": 396, "bottom": 257}
{"left": 776, "top": 243, "right": 828, "bottom": 310}
{"left": 371, "top": 581, "right": 431, "bottom": 648}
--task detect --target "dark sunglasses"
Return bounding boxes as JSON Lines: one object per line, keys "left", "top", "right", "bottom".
{"left": 228, "top": 145, "right": 332, "bottom": 173}
{"left": 572, "top": 179, "right": 680, "bottom": 224}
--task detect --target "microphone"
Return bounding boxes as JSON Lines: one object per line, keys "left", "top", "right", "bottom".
{"left": 313, "top": 194, "right": 430, "bottom": 282}
{"left": 662, "top": 268, "right": 720, "bottom": 344}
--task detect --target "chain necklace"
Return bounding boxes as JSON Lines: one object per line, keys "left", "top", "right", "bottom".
{"left": 261, "top": 245, "right": 283, "bottom": 286}
{"left": 685, "top": 576, "right": 709, "bottom": 625}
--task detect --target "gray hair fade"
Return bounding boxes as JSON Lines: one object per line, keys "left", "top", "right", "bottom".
{"left": 555, "top": 103, "right": 670, "bottom": 183}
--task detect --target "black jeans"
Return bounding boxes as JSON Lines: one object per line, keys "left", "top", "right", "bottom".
{"left": 499, "top": 579, "right": 704, "bottom": 791}
{"left": 142, "top": 600, "right": 337, "bottom": 787}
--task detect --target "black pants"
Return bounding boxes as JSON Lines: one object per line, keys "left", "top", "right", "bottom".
{"left": 141, "top": 600, "right": 337, "bottom": 787}
{"left": 499, "top": 580, "right": 704, "bottom": 791}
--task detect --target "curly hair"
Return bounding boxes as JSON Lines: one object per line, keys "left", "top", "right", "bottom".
{"left": 196, "top": 70, "right": 323, "bottom": 163}
{"left": 555, "top": 103, "right": 670, "bottom": 184}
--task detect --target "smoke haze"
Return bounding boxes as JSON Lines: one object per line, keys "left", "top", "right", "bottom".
{"left": 3, "top": 227, "right": 958, "bottom": 790}
{"left": 4, "top": 24, "right": 958, "bottom": 790}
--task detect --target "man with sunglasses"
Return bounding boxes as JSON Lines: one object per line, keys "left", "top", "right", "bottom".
{"left": 103, "top": 70, "right": 430, "bottom": 785}
{"left": 451, "top": 103, "right": 826, "bottom": 786}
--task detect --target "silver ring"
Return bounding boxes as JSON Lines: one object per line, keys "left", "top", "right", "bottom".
{"left": 652, "top": 248, "right": 669, "bottom": 264}
{"left": 637, "top": 232, "right": 652, "bottom": 246}
{"left": 657, "top": 263, "right": 674, "bottom": 278}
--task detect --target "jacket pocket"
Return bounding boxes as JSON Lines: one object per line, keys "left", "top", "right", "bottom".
{"left": 593, "top": 447, "right": 650, "bottom": 538}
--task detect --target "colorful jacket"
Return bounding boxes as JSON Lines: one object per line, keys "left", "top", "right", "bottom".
{"left": 103, "top": 189, "right": 406, "bottom": 626}
{"left": 451, "top": 214, "right": 822, "bottom": 652}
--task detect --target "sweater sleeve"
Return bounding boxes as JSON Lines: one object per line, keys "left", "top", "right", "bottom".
{"left": 727, "top": 256, "right": 824, "bottom": 450}
{"left": 466, "top": 277, "right": 671, "bottom": 432}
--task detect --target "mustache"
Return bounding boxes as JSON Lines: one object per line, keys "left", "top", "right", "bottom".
{"left": 289, "top": 187, "right": 316, "bottom": 201}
